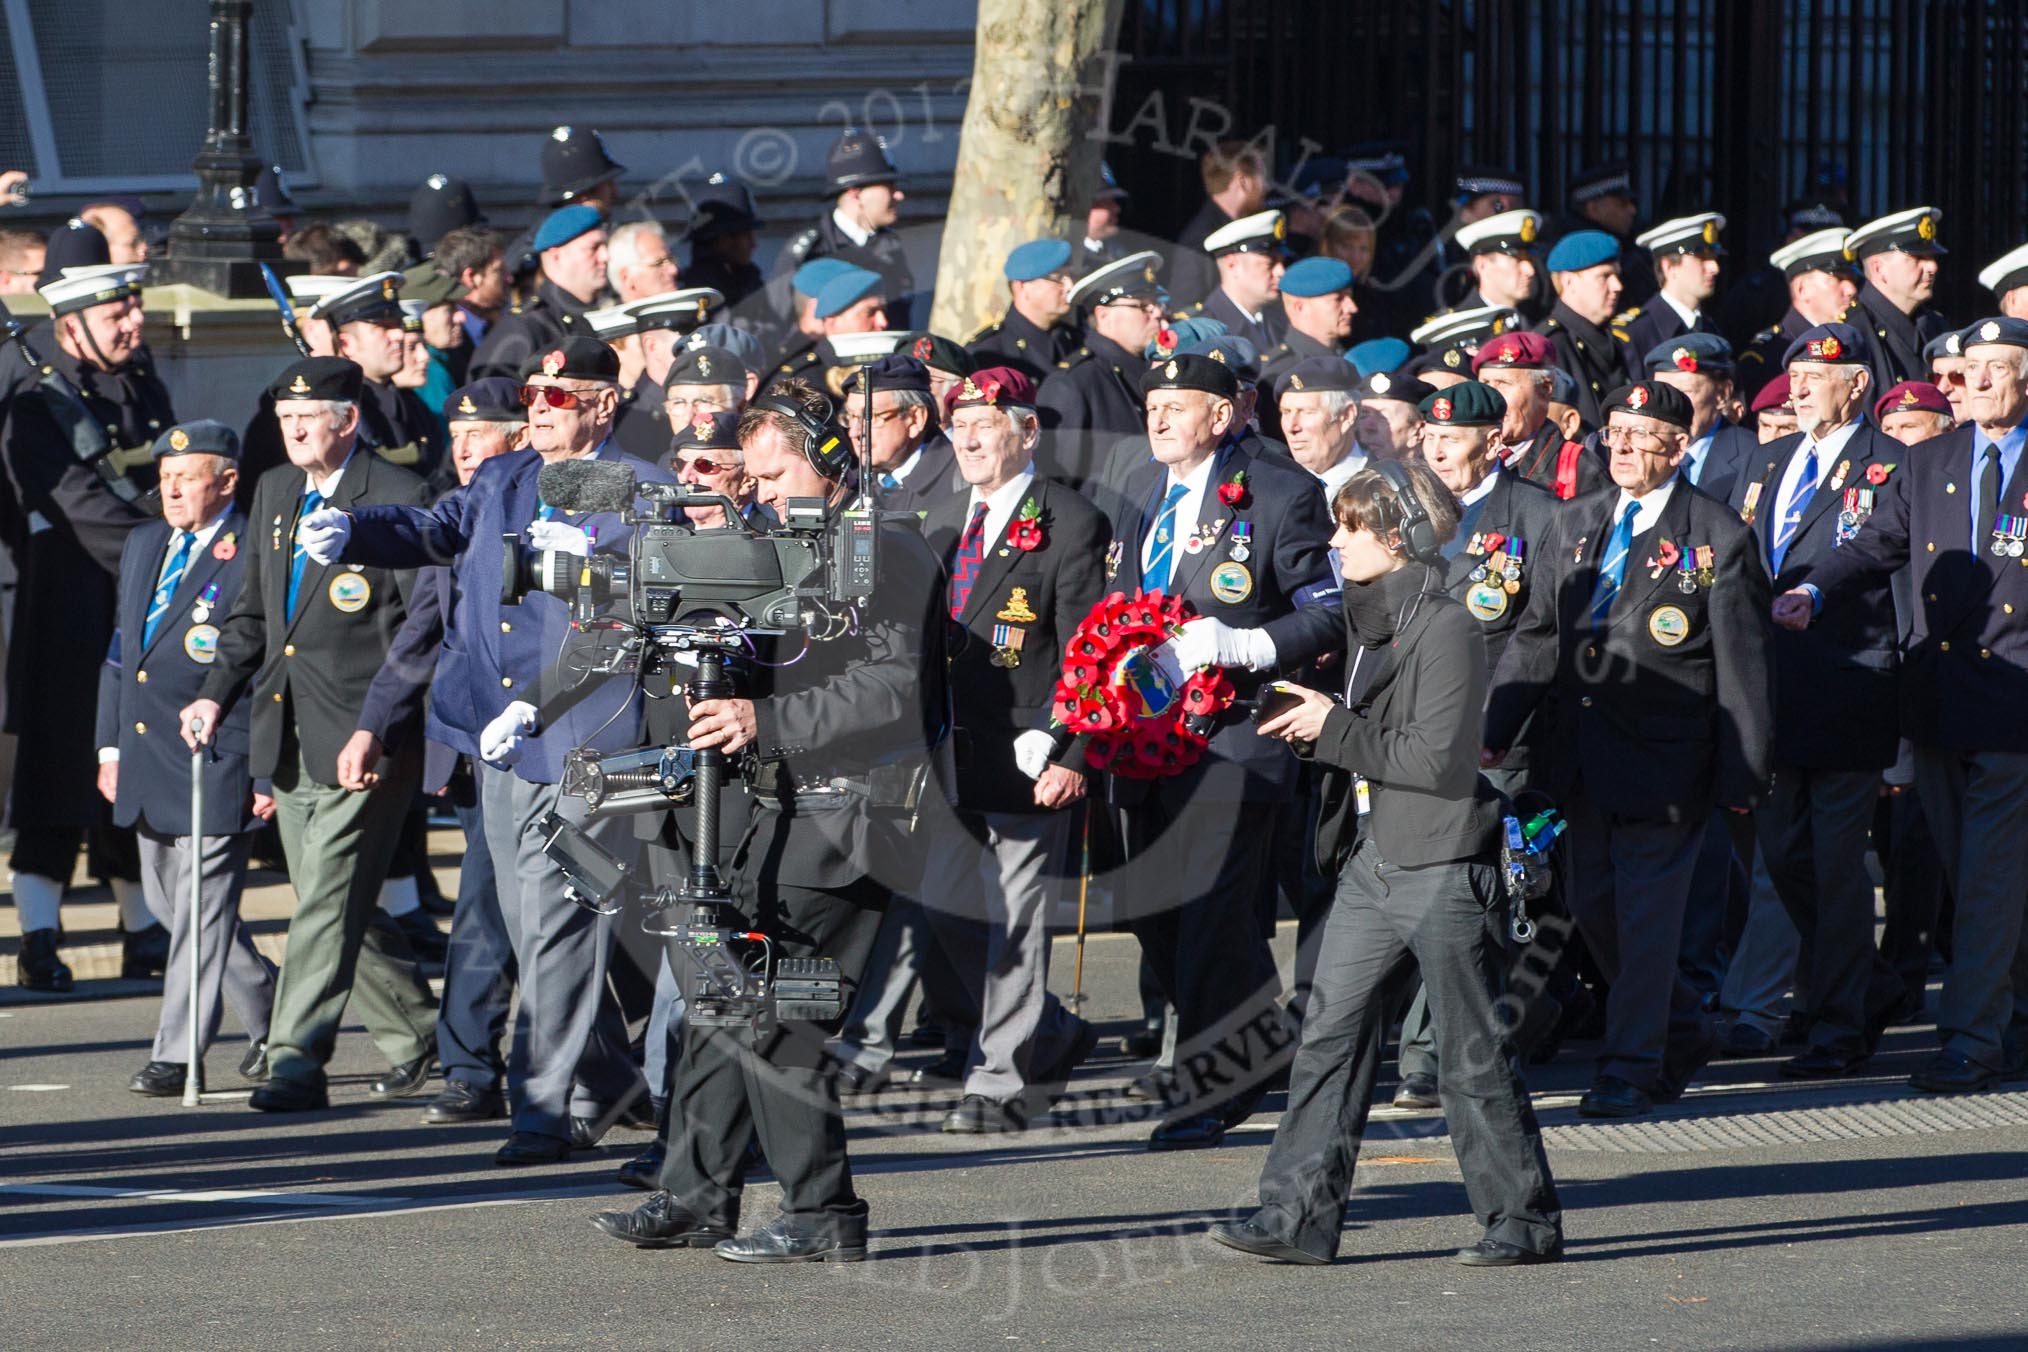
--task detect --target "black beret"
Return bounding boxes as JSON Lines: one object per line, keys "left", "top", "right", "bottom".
{"left": 1272, "top": 355, "right": 1359, "bottom": 401}
{"left": 1141, "top": 352, "right": 1238, "bottom": 401}
{"left": 899, "top": 331, "right": 975, "bottom": 376}
{"left": 670, "top": 408, "right": 742, "bottom": 454}
{"left": 443, "top": 377, "right": 524, "bottom": 424}
{"left": 518, "top": 334, "right": 621, "bottom": 384}
{"left": 1358, "top": 366, "right": 1436, "bottom": 404}
{"left": 856, "top": 353, "right": 932, "bottom": 395}
{"left": 1603, "top": 381, "right": 1694, "bottom": 430}
{"left": 270, "top": 356, "right": 364, "bottom": 404}
{"left": 152, "top": 419, "right": 240, "bottom": 462}
{"left": 666, "top": 344, "right": 749, "bottom": 388}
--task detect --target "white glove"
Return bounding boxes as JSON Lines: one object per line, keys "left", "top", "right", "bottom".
{"left": 1171, "top": 617, "right": 1279, "bottom": 672}
{"left": 480, "top": 700, "right": 538, "bottom": 766}
{"left": 1013, "top": 730, "right": 1057, "bottom": 780}
{"left": 298, "top": 507, "right": 351, "bottom": 565}
{"left": 525, "top": 520, "right": 591, "bottom": 557}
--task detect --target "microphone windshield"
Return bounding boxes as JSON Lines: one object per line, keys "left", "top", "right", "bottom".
{"left": 537, "top": 458, "right": 636, "bottom": 515}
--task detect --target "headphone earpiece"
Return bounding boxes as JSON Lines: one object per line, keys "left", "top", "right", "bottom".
{"left": 1371, "top": 458, "right": 1441, "bottom": 564}
{"left": 748, "top": 392, "right": 853, "bottom": 481}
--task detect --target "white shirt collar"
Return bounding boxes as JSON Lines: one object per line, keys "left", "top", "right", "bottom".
{"left": 969, "top": 465, "right": 1038, "bottom": 551}
{"left": 1220, "top": 287, "right": 1264, "bottom": 324}
{"left": 886, "top": 445, "right": 925, "bottom": 485}
{"left": 1613, "top": 472, "right": 1679, "bottom": 538}
{"left": 305, "top": 449, "right": 356, "bottom": 500}
{"left": 166, "top": 509, "right": 231, "bottom": 558}
{"left": 1659, "top": 291, "right": 1701, "bottom": 331}
{"left": 1315, "top": 449, "right": 1367, "bottom": 498}
{"left": 831, "top": 208, "right": 873, "bottom": 248}
{"left": 1460, "top": 464, "right": 1503, "bottom": 507}
{"left": 1142, "top": 451, "right": 1223, "bottom": 569}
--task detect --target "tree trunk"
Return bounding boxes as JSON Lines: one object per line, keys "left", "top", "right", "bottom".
{"left": 927, "top": 0, "right": 1126, "bottom": 342}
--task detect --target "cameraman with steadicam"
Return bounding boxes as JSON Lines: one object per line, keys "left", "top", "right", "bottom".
{"left": 592, "top": 376, "right": 947, "bottom": 1264}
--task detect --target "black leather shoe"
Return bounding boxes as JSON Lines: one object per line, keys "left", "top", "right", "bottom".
{"left": 907, "top": 1051, "right": 967, "bottom": 1086}
{"left": 943, "top": 1094, "right": 1029, "bottom": 1134}
{"left": 237, "top": 1039, "right": 269, "bottom": 1083}
{"left": 424, "top": 1079, "right": 505, "bottom": 1124}
{"left": 495, "top": 1131, "right": 570, "bottom": 1166}
{"left": 249, "top": 1078, "right": 328, "bottom": 1112}
{"left": 905, "top": 1019, "right": 946, "bottom": 1049}
{"left": 613, "top": 1094, "right": 658, "bottom": 1131}
{"left": 1455, "top": 1237, "right": 1563, "bottom": 1267}
{"left": 120, "top": 923, "right": 171, "bottom": 980}
{"left": 1392, "top": 1072, "right": 1440, "bottom": 1109}
{"left": 1148, "top": 1113, "right": 1226, "bottom": 1151}
{"left": 617, "top": 1137, "right": 666, "bottom": 1190}
{"left": 1030, "top": 1019, "right": 1101, "bottom": 1100}
{"left": 832, "top": 1061, "right": 889, "bottom": 1096}
{"left": 1652, "top": 1023, "right": 1719, "bottom": 1104}
{"left": 129, "top": 1061, "right": 189, "bottom": 1096}
{"left": 1719, "top": 1022, "right": 1774, "bottom": 1058}
{"left": 16, "top": 929, "right": 73, "bottom": 993}
{"left": 1781, "top": 1046, "right": 1870, "bottom": 1079}
{"left": 370, "top": 1045, "right": 436, "bottom": 1098}
{"left": 1206, "top": 1217, "right": 1328, "bottom": 1265}
{"left": 590, "top": 1191, "right": 733, "bottom": 1249}
{"left": 392, "top": 908, "right": 449, "bottom": 964}
{"left": 1122, "top": 1019, "right": 1164, "bottom": 1059}
{"left": 569, "top": 1114, "right": 616, "bottom": 1150}
{"left": 1909, "top": 1050, "right": 2000, "bottom": 1094}
{"left": 1578, "top": 1075, "right": 1652, "bottom": 1119}
{"left": 713, "top": 1215, "right": 866, "bottom": 1263}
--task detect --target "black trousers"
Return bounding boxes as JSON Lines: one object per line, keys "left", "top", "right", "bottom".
{"left": 1250, "top": 842, "right": 1561, "bottom": 1261}
{"left": 656, "top": 870, "right": 885, "bottom": 1234}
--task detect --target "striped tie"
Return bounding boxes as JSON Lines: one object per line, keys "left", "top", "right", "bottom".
{"left": 142, "top": 531, "right": 196, "bottom": 647}
{"left": 286, "top": 488, "right": 324, "bottom": 620}
{"left": 1143, "top": 482, "right": 1190, "bottom": 593}
{"left": 948, "top": 502, "right": 990, "bottom": 619}
{"left": 1771, "top": 443, "right": 1818, "bottom": 570}
{"left": 1589, "top": 502, "right": 1636, "bottom": 631}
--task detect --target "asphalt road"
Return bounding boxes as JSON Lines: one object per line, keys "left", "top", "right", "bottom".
{"left": 3, "top": 928, "right": 2026, "bottom": 1352}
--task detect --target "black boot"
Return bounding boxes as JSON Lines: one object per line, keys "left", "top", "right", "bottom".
{"left": 121, "top": 923, "right": 171, "bottom": 979}
{"left": 17, "top": 929, "right": 73, "bottom": 993}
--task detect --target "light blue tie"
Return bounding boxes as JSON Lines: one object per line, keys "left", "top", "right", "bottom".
{"left": 142, "top": 531, "right": 196, "bottom": 647}
{"left": 287, "top": 488, "right": 324, "bottom": 620}
{"left": 1590, "top": 502, "right": 1637, "bottom": 630}
{"left": 1771, "top": 443, "right": 1818, "bottom": 570}
{"left": 1143, "top": 482, "right": 1190, "bottom": 592}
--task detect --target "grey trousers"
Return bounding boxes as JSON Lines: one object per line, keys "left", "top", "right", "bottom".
{"left": 1913, "top": 746, "right": 2028, "bottom": 1068}
{"left": 1718, "top": 851, "right": 1802, "bottom": 1038}
{"left": 1565, "top": 787, "right": 1712, "bottom": 1089}
{"left": 1757, "top": 764, "right": 1901, "bottom": 1055}
{"left": 1251, "top": 842, "right": 1561, "bottom": 1262}
{"left": 267, "top": 742, "right": 436, "bottom": 1086}
{"left": 140, "top": 829, "right": 275, "bottom": 1064}
{"left": 916, "top": 808, "right": 1085, "bottom": 1104}
{"left": 480, "top": 766, "right": 646, "bottom": 1140}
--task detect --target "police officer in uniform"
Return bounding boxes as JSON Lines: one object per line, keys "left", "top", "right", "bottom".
{"left": 1561, "top": 161, "right": 1652, "bottom": 308}
{"left": 182, "top": 357, "right": 440, "bottom": 1112}
{"left": 100, "top": 420, "right": 276, "bottom": 1096}
{"left": 1538, "top": 230, "right": 1634, "bottom": 428}
{"left": 592, "top": 377, "right": 946, "bottom": 1262}
{"left": 1776, "top": 315, "right": 2028, "bottom": 1093}
{"left": 470, "top": 205, "right": 609, "bottom": 381}
{"left": 1035, "top": 251, "right": 1169, "bottom": 495}
{"left": 1485, "top": 380, "right": 1773, "bottom": 1119}
{"left": 967, "top": 239, "right": 1081, "bottom": 386}
{"left": 1102, "top": 353, "right": 1342, "bottom": 1150}
{"left": 1737, "top": 228, "right": 1859, "bottom": 402}
{"left": 1621, "top": 214, "right": 1726, "bottom": 378}
{"left": 776, "top": 129, "right": 916, "bottom": 329}
{"left": 2, "top": 252, "right": 166, "bottom": 990}
{"left": 683, "top": 172, "right": 767, "bottom": 311}
{"left": 1845, "top": 207, "right": 1952, "bottom": 388}
{"left": 1176, "top": 210, "right": 1289, "bottom": 354}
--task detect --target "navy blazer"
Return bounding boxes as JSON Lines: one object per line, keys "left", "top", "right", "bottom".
{"left": 1104, "top": 441, "right": 1341, "bottom": 803}
{"left": 1692, "top": 421, "right": 1759, "bottom": 509}
{"left": 341, "top": 443, "right": 673, "bottom": 785}
{"left": 97, "top": 511, "right": 259, "bottom": 836}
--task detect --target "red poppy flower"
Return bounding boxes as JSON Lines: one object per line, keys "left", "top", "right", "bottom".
{"left": 1217, "top": 470, "right": 1249, "bottom": 507}
{"left": 1866, "top": 463, "right": 1891, "bottom": 486}
{"left": 1657, "top": 539, "right": 1680, "bottom": 568}
{"left": 213, "top": 539, "right": 236, "bottom": 561}
{"left": 1007, "top": 519, "right": 1044, "bottom": 551}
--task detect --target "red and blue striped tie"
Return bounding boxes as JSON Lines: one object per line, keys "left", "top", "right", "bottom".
{"left": 948, "top": 502, "right": 989, "bottom": 619}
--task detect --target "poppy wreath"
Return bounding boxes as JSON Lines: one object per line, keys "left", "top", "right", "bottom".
{"left": 1051, "top": 588, "right": 1237, "bottom": 780}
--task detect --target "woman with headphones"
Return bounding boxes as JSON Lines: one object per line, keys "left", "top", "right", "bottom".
{"left": 1208, "top": 458, "right": 1564, "bottom": 1269}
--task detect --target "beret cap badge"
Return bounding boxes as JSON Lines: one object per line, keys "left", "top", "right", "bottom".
{"left": 1163, "top": 360, "right": 1179, "bottom": 378}
{"left": 288, "top": 374, "right": 311, "bottom": 395}
{"left": 1627, "top": 385, "right": 1650, "bottom": 409}
{"left": 1672, "top": 346, "right": 1696, "bottom": 372}
{"left": 1982, "top": 320, "right": 2003, "bottom": 342}
{"left": 1432, "top": 396, "right": 1453, "bottom": 421}
{"left": 168, "top": 428, "right": 189, "bottom": 452}
{"left": 542, "top": 350, "right": 566, "bottom": 376}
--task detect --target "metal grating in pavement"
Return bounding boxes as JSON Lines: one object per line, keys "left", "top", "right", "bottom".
{"left": 1542, "top": 1091, "right": 2028, "bottom": 1153}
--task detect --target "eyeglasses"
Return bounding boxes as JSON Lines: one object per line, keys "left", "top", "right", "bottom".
{"left": 674, "top": 455, "right": 739, "bottom": 475}
{"left": 1602, "top": 426, "right": 1670, "bottom": 453}
{"left": 844, "top": 407, "right": 905, "bottom": 428}
{"left": 519, "top": 384, "right": 588, "bottom": 409}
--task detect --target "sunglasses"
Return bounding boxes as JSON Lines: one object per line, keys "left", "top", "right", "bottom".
{"left": 675, "top": 455, "right": 739, "bottom": 475}
{"left": 519, "top": 384, "right": 591, "bottom": 409}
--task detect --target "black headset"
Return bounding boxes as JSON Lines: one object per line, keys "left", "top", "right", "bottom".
{"left": 748, "top": 392, "right": 853, "bottom": 480}
{"left": 1370, "top": 458, "right": 1442, "bottom": 564}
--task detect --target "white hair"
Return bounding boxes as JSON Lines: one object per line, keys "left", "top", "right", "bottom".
{"left": 605, "top": 219, "right": 667, "bottom": 290}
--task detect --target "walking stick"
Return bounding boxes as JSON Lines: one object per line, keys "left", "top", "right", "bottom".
{"left": 182, "top": 721, "right": 206, "bottom": 1107}
{"left": 1069, "top": 801, "right": 1091, "bottom": 1015}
